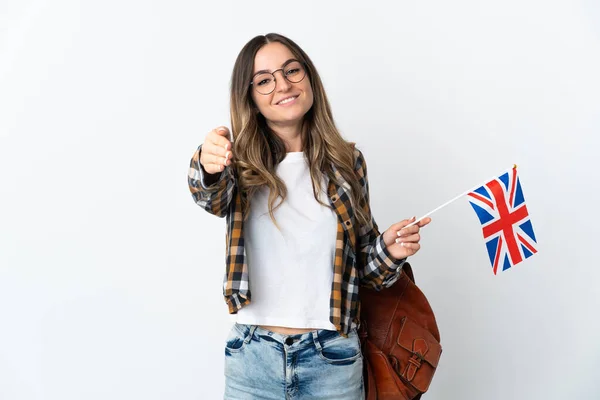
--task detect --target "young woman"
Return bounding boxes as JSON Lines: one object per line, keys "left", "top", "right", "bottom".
{"left": 188, "top": 33, "right": 431, "bottom": 400}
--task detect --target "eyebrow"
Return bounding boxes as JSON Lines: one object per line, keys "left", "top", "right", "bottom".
{"left": 253, "top": 59, "right": 298, "bottom": 75}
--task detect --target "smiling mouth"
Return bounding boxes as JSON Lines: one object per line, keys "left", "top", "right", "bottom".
{"left": 276, "top": 95, "right": 298, "bottom": 105}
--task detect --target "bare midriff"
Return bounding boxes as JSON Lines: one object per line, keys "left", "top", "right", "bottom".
{"left": 259, "top": 325, "right": 315, "bottom": 335}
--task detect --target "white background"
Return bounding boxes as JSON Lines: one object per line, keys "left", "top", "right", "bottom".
{"left": 1, "top": 0, "right": 599, "bottom": 399}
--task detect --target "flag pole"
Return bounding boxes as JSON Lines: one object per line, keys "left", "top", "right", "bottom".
{"left": 404, "top": 164, "right": 517, "bottom": 228}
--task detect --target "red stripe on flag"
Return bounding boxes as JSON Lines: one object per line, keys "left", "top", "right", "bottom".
{"left": 517, "top": 233, "right": 537, "bottom": 255}
{"left": 468, "top": 192, "right": 495, "bottom": 210}
{"left": 484, "top": 180, "right": 529, "bottom": 266}
{"left": 493, "top": 235, "right": 503, "bottom": 275}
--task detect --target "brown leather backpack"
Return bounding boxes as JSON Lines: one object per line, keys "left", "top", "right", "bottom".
{"left": 358, "top": 262, "right": 442, "bottom": 400}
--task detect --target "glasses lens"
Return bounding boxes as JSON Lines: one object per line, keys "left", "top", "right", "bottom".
{"left": 252, "top": 73, "right": 275, "bottom": 95}
{"left": 284, "top": 61, "right": 305, "bottom": 83}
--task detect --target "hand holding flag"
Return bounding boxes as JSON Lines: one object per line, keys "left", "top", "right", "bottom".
{"left": 382, "top": 216, "right": 432, "bottom": 260}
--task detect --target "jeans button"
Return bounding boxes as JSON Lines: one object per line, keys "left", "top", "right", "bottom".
{"left": 285, "top": 337, "right": 294, "bottom": 346}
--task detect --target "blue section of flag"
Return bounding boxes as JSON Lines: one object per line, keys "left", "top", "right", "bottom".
{"left": 502, "top": 254, "right": 511, "bottom": 271}
{"left": 498, "top": 172, "right": 509, "bottom": 191}
{"left": 514, "top": 178, "right": 525, "bottom": 207}
{"left": 519, "top": 220, "right": 537, "bottom": 243}
{"left": 486, "top": 236, "right": 499, "bottom": 266}
{"left": 470, "top": 201, "right": 494, "bottom": 224}
{"left": 473, "top": 186, "right": 491, "bottom": 200}
{"left": 522, "top": 245, "right": 533, "bottom": 259}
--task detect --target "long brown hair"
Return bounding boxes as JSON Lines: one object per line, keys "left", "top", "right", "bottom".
{"left": 229, "top": 33, "right": 369, "bottom": 229}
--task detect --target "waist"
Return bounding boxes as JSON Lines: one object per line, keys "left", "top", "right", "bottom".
{"left": 258, "top": 325, "right": 315, "bottom": 335}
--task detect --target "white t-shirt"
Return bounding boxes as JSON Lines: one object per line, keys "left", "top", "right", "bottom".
{"left": 233, "top": 151, "right": 338, "bottom": 330}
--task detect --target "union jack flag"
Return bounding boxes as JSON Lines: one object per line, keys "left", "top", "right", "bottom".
{"left": 467, "top": 166, "right": 538, "bottom": 274}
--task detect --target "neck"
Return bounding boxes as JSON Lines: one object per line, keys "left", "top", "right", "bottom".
{"left": 267, "top": 120, "right": 304, "bottom": 152}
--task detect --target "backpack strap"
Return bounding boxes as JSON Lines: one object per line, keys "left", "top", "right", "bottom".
{"left": 403, "top": 262, "right": 415, "bottom": 284}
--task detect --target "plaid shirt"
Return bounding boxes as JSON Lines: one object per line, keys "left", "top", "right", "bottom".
{"left": 188, "top": 144, "right": 405, "bottom": 335}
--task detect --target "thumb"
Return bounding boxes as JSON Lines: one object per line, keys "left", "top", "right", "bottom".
{"left": 216, "top": 126, "right": 231, "bottom": 138}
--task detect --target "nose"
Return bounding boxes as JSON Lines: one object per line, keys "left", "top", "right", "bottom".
{"left": 273, "top": 70, "right": 292, "bottom": 92}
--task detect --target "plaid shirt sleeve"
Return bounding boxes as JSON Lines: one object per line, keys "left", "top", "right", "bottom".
{"left": 354, "top": 148, "right": 407, "bottom": 290}
{"left": 187, "top": 144, "right": 235, "bottom": 218}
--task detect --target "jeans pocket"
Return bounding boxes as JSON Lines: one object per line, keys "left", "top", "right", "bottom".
{"left": 225, "top": 324, "right": 250, "bottom": 354}
{"left": 317, "top": 331, "right": 362, "bottom": 365}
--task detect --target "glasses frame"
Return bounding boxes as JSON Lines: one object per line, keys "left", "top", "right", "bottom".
{"left": 249, "top": 60, "right": 307, "bottom": 95}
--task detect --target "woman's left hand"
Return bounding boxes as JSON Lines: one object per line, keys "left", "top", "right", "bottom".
{"left": 382, "top": 216, "right": 432, "bottom": 261}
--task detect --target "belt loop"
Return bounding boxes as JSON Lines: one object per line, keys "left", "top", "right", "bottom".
{"left": 311, "top": 330, "right": 322, "bottom": 351}
{"left": 245, "top": 325, "right": 257, "bottom": 344}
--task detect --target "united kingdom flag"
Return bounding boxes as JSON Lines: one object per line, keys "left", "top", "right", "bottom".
{"left": 467, "top": 166, "right": 538, "bottom": 274}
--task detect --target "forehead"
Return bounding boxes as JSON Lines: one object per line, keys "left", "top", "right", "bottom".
{"left": 253, "top": 42, "right": 296, "bottom": 73}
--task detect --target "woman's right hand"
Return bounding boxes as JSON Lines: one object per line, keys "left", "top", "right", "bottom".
{"left": 200, "top": 126, "right": 234, "bottom": 175}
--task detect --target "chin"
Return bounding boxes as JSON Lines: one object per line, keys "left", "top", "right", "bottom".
{"left": 282, "top": 105, "right": 311, "bottom": 119}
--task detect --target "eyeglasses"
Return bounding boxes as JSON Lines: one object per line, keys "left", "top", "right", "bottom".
{"left": 250, "top": 60, "right": 307, "bottom": 95}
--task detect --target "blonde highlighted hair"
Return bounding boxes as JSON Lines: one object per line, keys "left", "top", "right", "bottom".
{"left": 229, "top": 33, "right": 369, "bottom": 229}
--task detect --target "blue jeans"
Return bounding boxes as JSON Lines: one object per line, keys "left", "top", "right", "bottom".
{"left": 224, "top": 323, "right": 365, "bottom": 399}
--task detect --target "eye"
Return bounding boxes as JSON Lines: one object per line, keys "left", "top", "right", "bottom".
{"left": 257, "top": 78, "right": 272, "bottom": 86}
{"left": 286, "top": 68, "right": 300, "bottom": 76}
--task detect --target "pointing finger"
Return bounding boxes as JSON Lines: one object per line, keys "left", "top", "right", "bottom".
{"left": 391, "top": 216, "right": 416, "bottom": 231}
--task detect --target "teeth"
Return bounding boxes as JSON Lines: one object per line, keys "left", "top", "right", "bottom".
{"left": 278, "top": 96, "right": 297, "bottom": 105}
